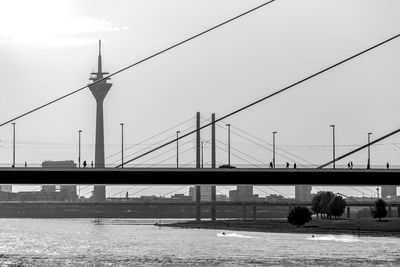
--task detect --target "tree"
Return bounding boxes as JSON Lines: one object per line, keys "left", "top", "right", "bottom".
{"left": 371, "top": 198, "right": 387, "bottom": 222}
{"left": 311, "top": 192, "right": 323, "bottom": 218}
{"left": 287, "top": 206, "right": 312, "bottom": 227}
{"left": 319, "top": 191, "right": 335, "bottom": 219}
{"left": 328, "top": 195, "right": 346, "bottom": 219}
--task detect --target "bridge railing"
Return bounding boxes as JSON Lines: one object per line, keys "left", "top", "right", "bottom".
{"left": 0, "top": 163, "right": 399, "bottom": 169}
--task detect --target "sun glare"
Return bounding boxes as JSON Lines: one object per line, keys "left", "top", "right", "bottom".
{"left": 0, "top": 0, "right": 126, "bottom": 46}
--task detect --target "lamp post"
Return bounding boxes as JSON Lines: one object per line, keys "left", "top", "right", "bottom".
{"left": 12, "top": 122, "right": 15, "bottom": 168}
{"left": 201, "top": 141, "right": 204, "bottom": 168}
{"left": 176, "top": 131, "right": 180, "bottom": 168}
{"left": 330, "top": 125, "right": 335, "bottom": 169}
{"left": 78, "top": 130, "right": 82, "bottom": 168}
{"left": 120, "top": 123, "right": 124, "bottom": 168}
{"left": 226, "top": 124, "right": 231, "bottom": 166}
{"left": 367, "top": 132, "right": 372, "bottom": 169}
{"left": 273, "top": 131, "right": 277, "bottom": 168}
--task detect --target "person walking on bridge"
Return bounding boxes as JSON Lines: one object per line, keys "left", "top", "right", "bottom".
{"left": 386, "top": 162, "right": 389, "bottom": 169}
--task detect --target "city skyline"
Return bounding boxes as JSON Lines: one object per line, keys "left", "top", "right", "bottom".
{"left": 1, "top": 0, "right": 400, "bottom": 197}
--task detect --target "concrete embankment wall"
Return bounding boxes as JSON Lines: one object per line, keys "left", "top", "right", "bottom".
{"left": 0, "top": 202, "right": 290, "bottom": 218}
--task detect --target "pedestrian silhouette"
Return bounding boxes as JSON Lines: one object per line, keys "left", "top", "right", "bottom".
{"left": 24, "top": 161, "right": 27, "bottom": 167}
{"left": 11, "top": 164, "right": 14, "bottom": 168}
{"left": 286, "top": 162, "right": 289, "bottom": 168}
{"left": 83, "top": 160, "right": 87, "bottom": 168}
{"left": 269, "top": 162, "right": 273, "bottom": 168}
{"left": 350, "top": 161, "right": 353, "bottom": 169}
{"left": 293, "top": 163, "right": 297, "bottom": 169}
{"left": 386, "top": 162, "right": 389, "bottom": 169}
{"left": 91, "top": 161, "right": 94, "bottom": 168}
{"left": 347, "top": 162, "right": 351, "bottom": 168}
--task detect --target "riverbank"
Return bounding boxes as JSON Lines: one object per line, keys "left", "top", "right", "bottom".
{"left": 163, "top": 218, "right": 400, "bottom": 237}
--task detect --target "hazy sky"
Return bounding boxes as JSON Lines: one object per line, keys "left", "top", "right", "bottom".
{"left": 0, "top": 0, "right": 400, "bottom": 197}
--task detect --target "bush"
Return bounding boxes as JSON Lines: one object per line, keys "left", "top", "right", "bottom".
{"left": 371, "top": 198, "right": 387, "bottom": 222}
{"left": 287, "top": 206, "right": 312, "bottom": 227}
{"left": 328, "top": 195, "right": 346, "bottom": 219}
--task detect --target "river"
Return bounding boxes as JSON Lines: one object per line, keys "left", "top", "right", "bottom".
{"left": 0, "top": 219, "right": 398, "bottom": 266}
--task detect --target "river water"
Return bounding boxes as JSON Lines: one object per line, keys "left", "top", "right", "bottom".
{"left": 0, "top": 219, "right": 399, "bottom": 266}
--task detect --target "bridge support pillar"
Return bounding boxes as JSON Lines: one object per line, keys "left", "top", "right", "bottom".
{"left": 195, "top": 185, "right": 201, "bottom": 221}
{"left": 211, "top": 113, "right": 216, "bottom": 221}
{"left": 253, "top": 206, "right": 256, "bottom": 222}
{"left": 211, "top": 185, "right": 216, "bottom": 221}
{"left": 195, "top": 112, "right": 201, "bottom": 222}
{"left": 347, "top": 206, "right": 350, "bottom": 218}
{"left": 388, "top": 205, "right": 392, "bottom": 217}
{"left": 243, "top": 205, "right": 246, "bottom": 221}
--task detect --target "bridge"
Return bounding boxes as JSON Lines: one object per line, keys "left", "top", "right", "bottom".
{"left": 0, "top": 1, "right": 399, "bottom": 221}
{"left": 0, "top": 167, "right": 399, "bottom": 185}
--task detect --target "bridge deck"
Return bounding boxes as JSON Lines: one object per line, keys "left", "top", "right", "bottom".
{"left": 0, "top": 168, "right": 398, "bottom": 185}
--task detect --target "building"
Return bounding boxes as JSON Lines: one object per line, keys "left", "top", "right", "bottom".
{"left": 381, "top": 186, "right": 397, "bottom": 199}
{"left": 216, "top": 194, "right": 229, "bottom": 201}
{"left": 229, "top": 186, "right": 254, "bottom": 202}
{"left": 295, "top": 185, "right": 312, "bottom": 201}
{"left": 88, "top": 40, "right": 112, "bottom": 202}
{"left": 266, "top": 194, "right": 285, "bottom": 203}
{"left": 0, "top": 185, "right": 12, "bottom": 193}
{"left": 237, "top": 186, "right": 253, "bottom": 201}
{"left": 171, "top": 194, "right": 192, "bottom": 202}
{"left": 41, "top": 160, "right": 78, "bottom": 201}
{"left": 189, "top": 185, "right": 212, "bottom": 202}
{"left": 42, "top": 160, "right": 76, "bottom": 168}
{"left": 60, "top": 185, "right": 78, "bottom": 201}
{"left": 229, "top": 190, "right": 238, "bottom": 201}
{"left": 41, "top": 185, "right": 56, "bottom": 193}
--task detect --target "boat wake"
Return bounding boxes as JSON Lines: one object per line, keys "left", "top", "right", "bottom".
{"left": 217, "top": 232, "right": 255, "bottom": 239}
{"left": 308, "top": 235, "right": 361, "bottom": 243}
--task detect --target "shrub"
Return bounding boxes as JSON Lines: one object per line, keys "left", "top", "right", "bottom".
{"left": 287, "top": 206, "right": 312, "bottom": 227}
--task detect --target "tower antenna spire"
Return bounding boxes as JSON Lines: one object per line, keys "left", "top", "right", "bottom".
{"left": 98, "top": 40, "right": 102, "bottom": 74}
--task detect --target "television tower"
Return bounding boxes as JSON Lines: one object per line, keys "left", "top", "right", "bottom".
{"left": 88, "top": 40, "right": 112, "bottom": 201}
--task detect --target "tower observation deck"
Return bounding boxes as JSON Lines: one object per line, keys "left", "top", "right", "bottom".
{"left": 88, "top": 40, "right": 112, "bottom": 201}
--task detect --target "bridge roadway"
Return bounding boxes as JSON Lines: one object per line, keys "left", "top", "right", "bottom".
{"left": 0, "top": 167, "right": 399, "bottom": 185}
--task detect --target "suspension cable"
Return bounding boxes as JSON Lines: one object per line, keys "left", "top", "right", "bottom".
{"left": 317, "top": 127, "right": 400, "bottom": 168}
{"left": 0, "top": 0, "right": 277, "bottom": 128}
{"left": 118, "top": 33, "right": 400, "bottom": 168}
{"left": 106, "top": 116, "right": 194, "bottom": 160}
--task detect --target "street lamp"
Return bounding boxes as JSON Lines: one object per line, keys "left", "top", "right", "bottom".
{"left": 176, "top": 131, "right": 180, "bottom": 168}
{"left": 12, "top": 122, "right": 15, "bottom": 168}
{"left": 201, "top": 141, "right": 204, "bottom": 168}
{"left": 367, "top": 132, "right": 372, "bottom": 169}
{"left": 78, "top": 130, "right": 82, "bottom": 168}
{"left": 120, "top": 123, "right": 124, "bottom": 168}
{"left": 226, "top": 124, "right": 231, "bottom": 166}
{"left": 330, "top": 125, "right": 335, "bottom": 169}
{"left": 273, "top": 131, "right": 277, "bottom": 168}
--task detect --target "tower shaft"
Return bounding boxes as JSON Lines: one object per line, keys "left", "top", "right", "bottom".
{"left": 94, "top": 99, "right": 105, "bottom": 168}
